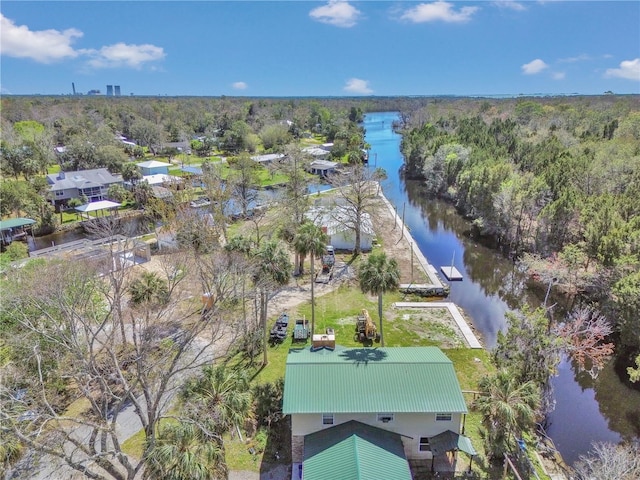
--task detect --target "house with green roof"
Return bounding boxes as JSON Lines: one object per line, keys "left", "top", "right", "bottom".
{"left": 282, "top": 345, "right": 475, "bottom": 479}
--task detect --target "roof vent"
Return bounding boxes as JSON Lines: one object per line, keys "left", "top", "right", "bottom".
{"left": 311, "top": 334, "right": 335, "bottom": 351}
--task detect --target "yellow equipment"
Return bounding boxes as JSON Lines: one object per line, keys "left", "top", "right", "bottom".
{"left": 354, "top": 309, "right": 380, "bottom": 346}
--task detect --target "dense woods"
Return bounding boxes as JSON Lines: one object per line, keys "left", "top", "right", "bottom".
{"left": 400, "top": 96, "right": 640, "bottom": 354}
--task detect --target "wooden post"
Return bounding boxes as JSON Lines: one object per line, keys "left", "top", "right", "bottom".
{"left": 400, "top": 202, "right": 406, "bottom": 240}
{"left": 393, "top": 205, "right": 397, "bottom": 230}
{"left": 410, "top": 241, "right": 414, "bottom": 283}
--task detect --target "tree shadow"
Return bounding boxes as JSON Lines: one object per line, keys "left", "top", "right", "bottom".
{"left": 259, "top": 416, "right": 292, "bottom": 479}
{"left": 338, "top": 347, "right": 388, "bottom": 365}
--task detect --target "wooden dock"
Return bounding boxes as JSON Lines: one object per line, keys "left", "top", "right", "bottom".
{"left": 399, "top": 283, "right": 449, "bottom": 297}
{"left": 440, "top": 266, "right": 463, "bottom": 281}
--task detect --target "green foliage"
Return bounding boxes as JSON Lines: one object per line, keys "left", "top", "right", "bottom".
{"left": 128, "top": 271, "right": 169, "bottom": 306}
{"left": 473, "top": 369, "right": 540, "bottom": 461}
{"left": 493, "top": 306, "right": 558, "bottom": 388}
{"left": 1, "top": 242, "right": 29, "bottom": 263}
{"left": 611, "top": 271, "right": 640, "bottom": 348}
{"left": 144, "top": 421, "right": 225, "bottom": 480}
{"left": 628, "top": 355, "right": 640, "bottom": 383}
{"left": 252, "top": 378, "right": 284, "bottom": 427}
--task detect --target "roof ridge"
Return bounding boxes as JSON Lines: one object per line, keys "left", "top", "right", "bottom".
{"left": 352, "top": 434, "right": 362, "bottom": 480}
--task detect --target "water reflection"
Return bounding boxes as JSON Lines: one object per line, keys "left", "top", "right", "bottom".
{"left": 364, "top": 111, "right": 640, "bottom": 466}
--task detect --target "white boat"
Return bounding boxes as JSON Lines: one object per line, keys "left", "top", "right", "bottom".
{"left": 190, "top": 197, "right": 211, "bottom": 208}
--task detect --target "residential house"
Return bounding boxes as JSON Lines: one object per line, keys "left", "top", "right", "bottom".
{"left": 283, "top": 345, "right": 475, "bottom": 479}
{"left": 307, "top": 159, "right": 338, "bottom": 177}
{"left": 307, "top": 204, "right": 375, "bottom": 251}
{"left": 46, "top": 168, "right": 123, "bottom": 209}
{"left": 303, "top": 146, "right": 332, "bottom": 161}
{"left": 251, "top": 153, "right": 284, "bottom": 164}
{"left": 136, "top": 160, "right": 172, "bottom": 176}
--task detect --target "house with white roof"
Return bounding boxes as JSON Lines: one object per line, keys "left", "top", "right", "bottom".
{"left": 136, "top": 160, "right": 172, "bottom": 176}
{"left": 283, "top": 345, "right": 476, "bottom": 479}
{"left": 251, "top": 153, "right": 284, "bottom": 164}
{"left": 307, "top": 204, "right": 375, "bottom": 251}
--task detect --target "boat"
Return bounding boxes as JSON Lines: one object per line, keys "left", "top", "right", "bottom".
{"left": 189, "top": 197, "right": 211, "bottom": 208}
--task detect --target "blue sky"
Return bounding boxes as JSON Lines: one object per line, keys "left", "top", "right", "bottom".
{"left": 1, "top": 1, "right": 639, "bottom": 96}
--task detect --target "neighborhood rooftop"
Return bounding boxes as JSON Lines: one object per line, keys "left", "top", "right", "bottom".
{"left": 283, "top": 346, "right": 468, "bottom": 415}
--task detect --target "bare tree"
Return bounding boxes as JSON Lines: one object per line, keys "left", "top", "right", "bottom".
{"left": 573, "top": 441, "right": 640, "bottom": 480}
{"left": 277, "top": 144, "right": 311, "bottom": 274}
{"left": 553, "top": 306, "right": 614, "bottom": 378}
{"left": 201, "top": 160, "right": 232, "bottom": 243}
{"left": 1, "top": 247, "right": 241, "bottom": 480}
{"left": 330, "top": 163, "right": 385, "bottom": 255}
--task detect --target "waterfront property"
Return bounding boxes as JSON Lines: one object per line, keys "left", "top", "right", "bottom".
{"left": 136, "top": 160, "right": 172, "bottom": 176}
{"left": 0, "top": 217, "right": 36, "bottom": 246}
{"left": 307, "top": 204, "right": 374, "bottom": 251}
{"left": 283, "top": 345, "right": 476, "bottom": 479}
{"left": 46, "top": 168, "right": 123, "bottom": 209}
{"left": 307, "top": 159, "right": 338, "bottom": 177}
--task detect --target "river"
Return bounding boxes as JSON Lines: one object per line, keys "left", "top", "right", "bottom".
{"left": 363, "top": 111, "right": 640, "bottom": 466}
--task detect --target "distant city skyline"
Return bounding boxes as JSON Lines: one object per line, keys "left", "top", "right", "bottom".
{"left": 1, "top": 1, "right": 639, "bottom": 97}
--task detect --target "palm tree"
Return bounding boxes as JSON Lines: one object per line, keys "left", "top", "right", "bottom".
{"left": 144, "top": 421, "right": 225, "bottom": 480}
{"left": 293, "top": 221, "right": 328, "bottom": 336}
{"left": 128, "top": 271, "right": 169, "bottom": 306}
{"left": 472, "top": 369, "right": 540, "bottom": 461}
{"left": 183, "top": 364, "right": 253, "bottom": 442}
{"left": 253, "top": 240, "right": 291, "bottom": 365}
{"left": 357, "top": 252, "right": 400, "bottom": 347}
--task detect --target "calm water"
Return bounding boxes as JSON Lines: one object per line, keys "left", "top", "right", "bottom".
{"left": 364, "top": 111, "right": 640, "bottom": 465}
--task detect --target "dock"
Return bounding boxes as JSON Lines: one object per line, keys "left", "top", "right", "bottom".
{"left": 399, "top": 283, "right": 449, "bottom": 297}
{"left": 394, "top": 302, "right": 482, "bottom": 349}
{"left": 440, "top": 266, "right": 463, "bottom": 281}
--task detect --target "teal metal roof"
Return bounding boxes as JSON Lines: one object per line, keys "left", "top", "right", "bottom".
{"left": 430, "top": 429, "right": 477, "bottom": 457}
{"left": 0, "top": 218, "right": 36, "bottom": 231}
{"left": 303, "top": 420, "right": 412, "bottom": 480}
{"left": 283, "top": 346, "right": 468, "bottom": 414}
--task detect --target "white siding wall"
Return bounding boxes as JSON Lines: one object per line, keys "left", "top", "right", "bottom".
{"left": 291, "top": 412, "right": 463, "bottom": 460}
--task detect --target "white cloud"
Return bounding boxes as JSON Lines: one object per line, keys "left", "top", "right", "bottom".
{"left": 0, "top": 13, "right": 81, "bottom": 63}
{"left": 343, "top": 78, "right": 373, "bottom": 94}
{"left": 232, "top": 82, "right": 248, "bottom": 90}
{"left": 400, "top": 1, "right": 479, "bottom": 23}
{"left": 309, "top": 1, "right": 361, "bottom": 28}
{"left": 492, "top": 1, "right": 526, "bottom": 11}
{"left": 605, "top": 58, "right": 640, "bottom": 81}
{"left": 551, "top": 71, "right": 565, "bottom": 80}
{"left": 522, "top": 59, "right": 549, "bottom": 75}
{"left": 0, "top": 14, "right": 164, "bottom": 70}
{"left": 84, "top": 43, "right": 165, "bottom": 69}
{"left": 557, "top": 54, "right": 591, "bottom": 63}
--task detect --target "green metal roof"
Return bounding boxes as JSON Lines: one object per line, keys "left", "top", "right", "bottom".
{"left": 0, "top": 218, "right": 36, "bottom": 231}
{"left": 430, "top": 429, "right": 477, "bottom": 457}
{"left": 303, "top": 420, "right": 412, "bottom": 480}
{"left": 283, "top": 346, "right": 468, "bottom": 414}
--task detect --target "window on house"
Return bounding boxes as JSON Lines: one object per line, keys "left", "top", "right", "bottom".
{"left": 436, "top": 413, "right": 452, "bottom": 422}
{"left": 55, "top": 191, "right": 65, "bottom": 197}
{"left": 377, "top": 413, "right": 394, "bottom": 423}
{"left": 419, "top": 437, "right": 431, "bottom": 452}
{"left": 322, "top": 413, "right": 334, "bottom": 425}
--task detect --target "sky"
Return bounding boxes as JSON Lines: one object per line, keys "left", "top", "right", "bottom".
{"left": 1, "top": 1, "right": 639, "bottom": 97}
